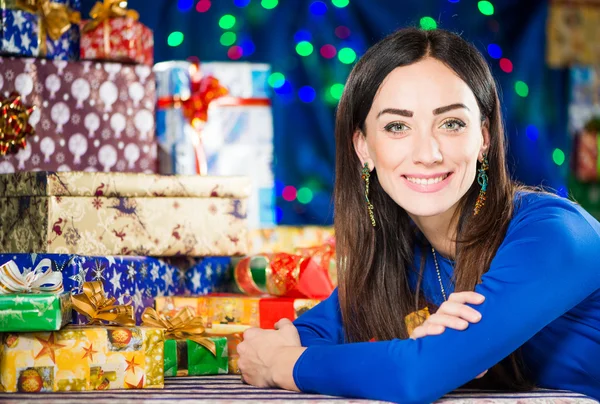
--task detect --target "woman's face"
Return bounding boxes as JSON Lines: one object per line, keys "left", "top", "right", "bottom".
{"left": 354, "top": 57, "right": 490, "bottom": 218}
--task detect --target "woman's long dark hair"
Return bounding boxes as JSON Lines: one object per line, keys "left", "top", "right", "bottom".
{"left": 335, "top": 27, "right": 533, "bottom": 390}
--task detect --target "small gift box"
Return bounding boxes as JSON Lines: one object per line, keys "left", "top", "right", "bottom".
{"left": 142, "top": 307, "right": 228, "bottom": 377}
{"left": 0, "top": 0, "right": 81, "bottom": 60}
{"left": 572, "top": 118, "right": 600, "bottom": 182}
{"left": 0, "top": 259, "right": 71, "bottom": 332}
{"left": 80, "top": 0, "right": 153, "bottom": 65}
{"left": 0, "top": 281, "right": 165, "bottom": 392}
{"left": 154, "top": 294, "right": 322, "bottom": 332}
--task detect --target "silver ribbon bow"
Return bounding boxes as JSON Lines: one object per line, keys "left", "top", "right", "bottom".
{"left": 0, "top": 259, "right": 64, "bottom": 294}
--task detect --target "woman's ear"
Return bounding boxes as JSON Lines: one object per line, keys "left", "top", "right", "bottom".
{"left": 353, "top": 130, "right": 374, "bottom": 170}
{"left": 480, "top": 119, "right": 491, "bottom": 161}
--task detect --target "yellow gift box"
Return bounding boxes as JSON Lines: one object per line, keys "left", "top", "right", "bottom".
{"left": 247, "top": 226, "right": 334, "bottom": 255}
{"left": 0, "top": 326, "right": 164, "bottom": 392}
{"left": 0, "top": 171, "right": 250, "bottom": 256}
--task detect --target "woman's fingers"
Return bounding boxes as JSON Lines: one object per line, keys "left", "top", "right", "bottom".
{"left": 425, "top": 313, "right": 470, "bottom": 330}
{"left": 410, "top": 323, "right": 445, "bottom": 339}
{"left": 448, "top": 291, "right": 485, "bottom": 305}
{"left": 438, "top": 301, "right": 482, "bottom": 323}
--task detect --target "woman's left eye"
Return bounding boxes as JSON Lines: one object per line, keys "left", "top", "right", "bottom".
{"left": 441, "top": 119, "right": 466, "bottom": 132}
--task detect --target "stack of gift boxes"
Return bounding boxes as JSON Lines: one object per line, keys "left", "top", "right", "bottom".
{"left": 0, "top": 0, "right": 336, "bottom": 393}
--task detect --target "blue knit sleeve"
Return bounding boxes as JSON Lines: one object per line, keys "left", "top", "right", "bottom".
{"left": 293, "top": 288, "right": 344, "bottom": 346}
{"left": 292, "top": 196, "right": 600, "bottom": 403}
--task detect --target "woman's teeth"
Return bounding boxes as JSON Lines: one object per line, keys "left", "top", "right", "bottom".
{"left": 405, "top": 173, "right": 449, "bottom": 185}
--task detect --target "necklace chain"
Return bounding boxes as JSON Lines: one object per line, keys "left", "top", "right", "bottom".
{"left": 431, "top": 247, "right": 448, "bottom": 301}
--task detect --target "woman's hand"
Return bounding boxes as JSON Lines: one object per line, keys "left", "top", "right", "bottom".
{"left": 410, "top": 291, "right": 488, "bottom": 378}
{"left": 237, "top": 318, "right": 305, "bottom": 390}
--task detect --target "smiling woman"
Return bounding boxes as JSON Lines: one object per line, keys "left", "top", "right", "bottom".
{"left": 235, "top": 27, "right": 600, "bottom": 403}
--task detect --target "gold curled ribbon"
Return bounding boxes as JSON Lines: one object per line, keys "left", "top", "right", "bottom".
{"left": 141, "top": 307, "right": 217, "bottom": 357}
{"left": 2, "top": 0, "right": 81, "bottom": 56}
{"left": 0, "top": 259, "right": 63, "bottom": 294}
{"left": 82, "top": 0, "right": 139, "bottom": 33}
{"left": 0, "top": 93, "right": 36, "bottom": 155}
{"left": 71, "top": 281, "right": 135, "bottom": 326}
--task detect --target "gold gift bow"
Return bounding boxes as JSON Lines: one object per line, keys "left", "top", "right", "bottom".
{"left": 82, "top": 0, "right": 138, "bottom": 32}
{"left": 142, "top": 307, "right": 217, "bottom": 357}
{"left": 0, "top": 259, "right": 63, "bottom": 294}
{"left": 2, "top": 0, "right": 81, "bottom": 57}
{"left": 71, "top": 280, "right": 135, "bottom": 326}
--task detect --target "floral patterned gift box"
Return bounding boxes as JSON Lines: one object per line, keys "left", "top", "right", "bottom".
{"left": 0, "top": 171, "right": 250, "bottom": 256}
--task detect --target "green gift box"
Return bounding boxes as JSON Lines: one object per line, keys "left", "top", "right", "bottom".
{"left": 164, "top": 336, "right": 228, "bottom": 377}
{"left": 0, "top": 293, "right": 72, "bottom": 332}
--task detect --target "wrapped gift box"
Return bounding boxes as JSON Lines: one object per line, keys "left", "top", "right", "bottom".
{"left": 171, "top": 256, "right": 232, "bottom": 295}
{"left": 0, "top": 293, "right": 72, "bottom": 332}
{"left": 154, "top": 294, "right": 321, "bottom": 332}
{"left": 547, "top": 0, "right": 600, "bottom": 67}
{"left": 154, "top": 61, "right": 275, "bottom": 229}
{"left": 0, "top": 56, "right": 157, "bottom": 174}
{"left": 0, "top": 253, "right": 189, "bottom": 324}
{"left": 0, "top": 171, "right": 250, "bottom": 256}
{"left": 0, "top": 0, "right": 81, "bottom": 60}
{"left": 0, "top": 325, "right": 164, "bottom": 392}
{"left": 81, "top": 12, "right": 153, "bottom": 65}
{"left": 164, "top": 336, "right": 228, "bottom": 377}
{"left": 248, "top": 226, "right": 335, "bottom": 254}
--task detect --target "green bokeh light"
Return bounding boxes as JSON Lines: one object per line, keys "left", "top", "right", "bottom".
{"left": 219, "top": 14, "right": 236, "bottom": 29}
{"left": 332, "top": 0, "right": 349, "bottom": 7}
{"left": 167, "top": 31, "right": 184, "bottom": 47}
{"left": 261, "top": 0, "right": 278, "bottom": 9}
{"left": 220, "top": 32, "right": 237, "bottom": 46}
{"left": 268, "top": 72, "right": 286, "bottom": 88}
{"left": 553, "top": 149, "right": 565, "bottom": 166}
{"left": 338, "top": 47, "right": 356, "bottom": 64}
{"left": 297, "top": 187, "right": 314, "bottom": 204}
{"left": 330, "top": 83, "right": 344, "bottom": 100}
{"left": 478, "top": 1, "right": 494, "bottom": 16}
{"left": 419, "top": 16, "right": 437, "bottom": 30}
{"left": 296, "top": 41, "right": 314, "bottom": 56}
{"left": 515, "top": 81, "right": 529, "bottom": 97}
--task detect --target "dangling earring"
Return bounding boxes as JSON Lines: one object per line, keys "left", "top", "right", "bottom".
{"left": 473, "top": 153, "right": 489, "bottom": 216}
{"left": 361, "top": 162, "right": 376, "bottom": 227}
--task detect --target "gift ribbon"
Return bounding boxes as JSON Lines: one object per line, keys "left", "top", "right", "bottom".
{"left": 141, "top": 307, "right": 217, "bottom": 356}
{"left": 0, "top": 259, "right": 63, "bottom": 294}
{"left": 82, "top": 0, "right": 139, "bottom": 32}
{"left": 2, "top": 0, "right": 81, "bottom": 57}
{"left": 234, "top": 251, "right": 334, "bottom": 299}
{"left": 71, "top": 280, "right": 135, "bottom": 326}
{"left": 0, "top": 92, "right": 36, "bottom": 155}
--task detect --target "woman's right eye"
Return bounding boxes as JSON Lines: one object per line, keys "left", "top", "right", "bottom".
{"left": 384, "top": 122, "right": 409, "bottom": 133}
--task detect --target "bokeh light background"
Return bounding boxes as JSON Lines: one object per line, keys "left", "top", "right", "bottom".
{"left": 81, "top": 0, "right": 566, "bottom": 225}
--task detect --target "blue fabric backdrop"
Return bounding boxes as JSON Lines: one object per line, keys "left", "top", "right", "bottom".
{"left": 81, "top": 0, "right": 567, "bottom": 225}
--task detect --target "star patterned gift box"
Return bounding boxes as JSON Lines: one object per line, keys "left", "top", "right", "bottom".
{"left": 0, "top": 171, "right": 250, "bottom": 256}
{"left": 0, "top": 56, "right": 157, "bottom": 174}
{"left": 0, "top": 326, "right": 164, "bottom": 392}
{"left": 0, "top": 0, "right": 81, "bottom": 61}
{"left": 0, "top": 253, "right": 190, "bottom": 324}
{"left": 0, "top": 292, "right": 72, "bottom": 332}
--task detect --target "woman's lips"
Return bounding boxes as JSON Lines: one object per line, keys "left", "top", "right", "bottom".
{"left": 401, "top": 172, "right": 454, "bottom": 193}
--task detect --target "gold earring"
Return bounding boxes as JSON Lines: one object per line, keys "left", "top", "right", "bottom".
{"left": 361, "top": 163, "right": 376, "bottom": 227}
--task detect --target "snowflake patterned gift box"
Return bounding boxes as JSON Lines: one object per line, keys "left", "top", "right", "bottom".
{"left": 0, "top": 0, "right": 81, "bottom": 60}
{"left": 0, "top": 325, "right": 164, "bottom": 392}
{"left": 80, "top": 1, "right": 153, "bottom": 66}
{"left": 0, "top": 253, "right": 188, "bottom": 325}
{"left": 0, "top": 56, "right": 157, "bottom": 174}
{"left": 0, "top": 171, "right": 250, "bottom": 257}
